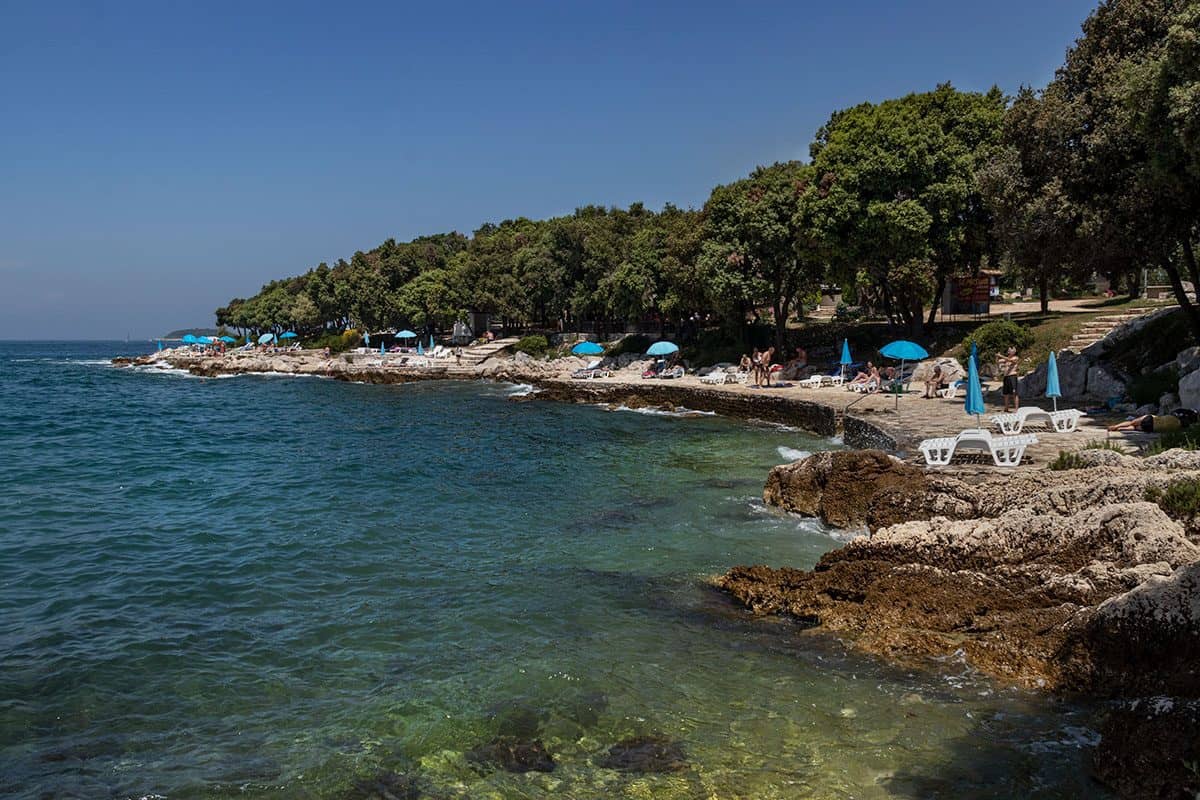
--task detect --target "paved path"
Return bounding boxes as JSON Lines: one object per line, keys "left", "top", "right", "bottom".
{"left": 575, "top": 370, "right": 1132, "bottom": 472}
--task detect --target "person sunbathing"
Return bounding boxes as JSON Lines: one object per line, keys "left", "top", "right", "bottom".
{"left": 848, "top": 362, "right": 878, "bottom": 387}
{"left": 1108, "top": 408, "right": 1198, "bottom": 433}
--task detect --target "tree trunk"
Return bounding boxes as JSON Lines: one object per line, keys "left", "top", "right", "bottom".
{"left": 926, "top": 274, "right": 946, "bottom": 327}
{"left": 1162, "top": 258, "right": 1200, "bottom": 344}
{"left": 1127, "top": 269, "right": 1140, "bottom": 300}
{"left": 1182, "top": 236, "right": 1200, "bottom": 292}
{"left": 1039, "top": 271, "right": 1049, "bottom": 315}
{"left": 773, "top": 298, "right": 788, "bottom": 351}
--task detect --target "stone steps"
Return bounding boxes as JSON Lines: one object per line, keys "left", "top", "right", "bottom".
{"left": 1067, "top": 307, "right": 1160, "bottom": 351}
{"left": 455, "top": 337, "right": 521, "bottom": 366}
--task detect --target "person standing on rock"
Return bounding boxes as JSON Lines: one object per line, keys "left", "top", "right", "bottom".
{"left": 997, "top": 346, "right": 1021, "bottom": 412}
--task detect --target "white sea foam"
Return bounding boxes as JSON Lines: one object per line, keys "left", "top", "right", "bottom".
{"left": 506, "top": 383, "right": 538, "bottom": 397}
{"left": 777, "top": 446, "right": 811, "bottom": 462}
{"left": 609, "top": 404, "right": 717, "bottom": 418}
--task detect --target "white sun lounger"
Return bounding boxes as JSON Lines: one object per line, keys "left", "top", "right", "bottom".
{"left": 847, "top": 378, "right": 878, "bottom": 393}
{"left": 991, "top": 407, "right": 1083, "bottom": 435}
{"left": 918, "top": 429, "right": 1038, "bottom": 467}
{"left": 700, "top": 370, "right": 731, "bottom": 385}
{"left": 937, "top": 381, "right": 964, "bottom": 399}
{"left": 798, "top": 373, "right": 844, "bottom": 388}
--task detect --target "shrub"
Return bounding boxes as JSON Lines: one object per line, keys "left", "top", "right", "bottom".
{"left": 513, "top": 335, "right": 550, "bottom": 357}
{"left": 1145, "top": 479, "right": 1200, "bottom": 522}
{"left": 1048, "top": 440, "right": 1126, "bottom": 470}
{"left": 1049, "top": 450, "right": 1086, "bottom": 471}
{"left": 1127, "top": 368, "right": 1178, "bottom": 406}
{"left": 959, "top": 320, "right": 1034, "bottom": 368}
{"left": 307, "top": 329, "right": 362, "bottom": 354}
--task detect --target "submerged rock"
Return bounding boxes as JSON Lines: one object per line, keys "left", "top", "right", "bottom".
{"left": 345, "top": 769, "right": 424, "bottom": 800}
{"left": 465, "top": 736, "right": 555, "bottom": 773}
{"left": 597, "top": 735, "right": 687, "bottom": 774}
{"left": 1091, "top": 700, "right": 1200, "bottom": 800}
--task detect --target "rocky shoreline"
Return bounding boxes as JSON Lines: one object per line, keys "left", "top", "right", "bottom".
{"left": 115, "top": 349, "right": 900, "bottom": 447}
{"left": 718, "top": 449, "right": 1200, "bottom": 798}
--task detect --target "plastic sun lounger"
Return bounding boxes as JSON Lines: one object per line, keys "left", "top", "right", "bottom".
{"left": 700, "top": 370, "right": 731, "bottom": 385}
{"left": 937, "top": 382, "right": 964, "bottom": 399}
{"left": 848, "top": 379, "right": 878, "bottom": 393}
{"left": 991, "top": 407, "right": 1083, "bottom": 434}
{"left": 918, "top": 429, "right": 1038, "bottom": 467}
{"left": 658, "top": 366, "right": 685, "bottom": 379}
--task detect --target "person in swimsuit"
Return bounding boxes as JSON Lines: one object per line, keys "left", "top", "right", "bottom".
{"left": 997, "top": 346, "right": 1021, "bottom": 412}
{"left": 1109, "top": 408, "right": 1199, "bottom": 433}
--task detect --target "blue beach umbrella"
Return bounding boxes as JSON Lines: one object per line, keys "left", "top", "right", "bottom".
{"left": 181, "top": 334, "right": 197, "bottom": 344}
{"left": 970, "top": 340, "right": 978, "bottom": 363}
{"left": 396, "top": 329, "right": 417, "bottom": 340}
{"left": 246, "top": 334, "right": 253, "bottom": 344}
{"left": 380, "top": 342, "right": 385, "bottom": 354}
{"left": 364, "top": 332, "right": 370, "bottom": 345}
{"left": 279, "top": 331, "right": 297, "bottom": 340}
{"left": 1046, "top": 350, "right": 1062, "bottom": 412}
{"left": 258, "top": 332, "right": 276, "bottom": 345}
{"left": 880, "top": 340, "right": 929, "bottom": 407}
{"left": 417, "top": 341, "right": 424, "bottom": 355}
{"left": 429, "top": 334, "right": 435, "bottom": 350}
{"left": 645, "top": 341, "right": 679, "bottom": 357}
{"left": 965, "top": 353, "right": 986, "bottom": 429}
{"left": 572, "top": 341, "right": 604, "bottom": 356}
{"left": 839, "top": 339, "right": 852, "bottom": 381}
{"left": 196, "top": 336, "right": 213, "bottom": 345}
{"left": 157, "top": 340, "right": 163, "bottom": 351}
{"left": 219, "top": 336, "right": 236, "bottom": 343}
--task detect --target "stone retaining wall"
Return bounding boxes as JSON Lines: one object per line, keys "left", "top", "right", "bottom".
{"left": 523, "top": 379, "right": 839, "bottom": 438}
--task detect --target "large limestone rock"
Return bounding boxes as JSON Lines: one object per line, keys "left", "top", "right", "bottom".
{"left": 1177, "top": 345, "right": 1200, "bottom": 376}
{"left": 1087, "top": 365, "right": 1127, "bottom": 400}
{"left": 1056, "top": 351, "right": 1090, "bottom": 398}
{"left": 910, "top": 357, "right": 963, "bottom": 385}
{"left": 1091, "top": 701, "right": 1200, "bottom": 800}
{"left": 1179, "top": 368, "right": 1200, "bottom": 410}
{"left": 1017, "top": 360, "right": 1048, "bottom": 399}
{"left": 762, "top": 450, "right": 931, "bottom": 529}
{"left": 717, "top": 501, "right": 1199, "bottom": 693}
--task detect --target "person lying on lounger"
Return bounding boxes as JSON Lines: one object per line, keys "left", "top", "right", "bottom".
{"left": 848, "top": 362, "right": 879, "bottom": 388}
{"left": 1108, "top": 408, "right": 1198, "bottom": 433}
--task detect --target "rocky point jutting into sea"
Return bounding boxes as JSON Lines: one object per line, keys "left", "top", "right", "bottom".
{"left": 721, "top": 448, "right": 1200, "bottom": 799}
{"left": 120, "top": 343, "right": 1200, "bottom": 798}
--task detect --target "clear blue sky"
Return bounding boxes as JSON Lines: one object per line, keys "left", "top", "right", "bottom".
{"left": 0, "top": 0, "right": 1099, "bottom": 339}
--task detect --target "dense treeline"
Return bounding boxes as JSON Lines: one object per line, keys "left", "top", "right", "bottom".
{"left": 218, "top": 0, "right": 1200, "bottom": 347}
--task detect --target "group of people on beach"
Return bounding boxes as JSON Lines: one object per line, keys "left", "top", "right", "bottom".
{"left": 739, "top": 346, "right": 807, "bottom": 388}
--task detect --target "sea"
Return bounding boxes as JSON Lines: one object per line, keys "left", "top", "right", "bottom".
{"left": 0, "top": 341, "right": 1106, "bottom": 799}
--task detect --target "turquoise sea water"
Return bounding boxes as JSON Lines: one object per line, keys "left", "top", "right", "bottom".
{"left": 0, "top": 342, "right": 1105, "bottom": 799}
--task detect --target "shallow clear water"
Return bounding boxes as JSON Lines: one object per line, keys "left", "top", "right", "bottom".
{"left": 0, "top": 342, "right": 1105, "bottom": 799}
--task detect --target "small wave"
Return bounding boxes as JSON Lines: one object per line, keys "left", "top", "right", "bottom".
{"left": 238, "top": 371, "right": 325, "bottom": 379}
{"left": 506, "top": 383, "right": 538, "bottom": 397}
{"left": 609, "top": 404, "right": 717, "bottom": 418}
{"left": 777, "top": 446, "right": 811, "bottom": 462}
{"left": 829, "top": 435, "right": 844, "bottom": 446}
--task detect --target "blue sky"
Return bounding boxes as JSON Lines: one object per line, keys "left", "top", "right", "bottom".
{"left": 0, "top": 0, "right": 1099, "bottom": 339}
